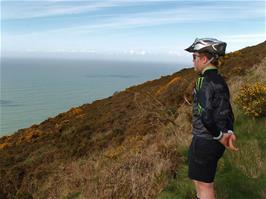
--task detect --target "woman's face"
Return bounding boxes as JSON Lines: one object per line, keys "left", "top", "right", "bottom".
{"left": 193, "top": 53, "right": 207, "bottom": 73}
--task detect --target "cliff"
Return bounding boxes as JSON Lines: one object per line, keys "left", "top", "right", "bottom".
{"left": 1, "top": 41, "right": 266, "bottom": 199}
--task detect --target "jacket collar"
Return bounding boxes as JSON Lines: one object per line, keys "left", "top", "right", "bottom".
{"left": 201, "top": 66, "right": 218, "bottom": 75}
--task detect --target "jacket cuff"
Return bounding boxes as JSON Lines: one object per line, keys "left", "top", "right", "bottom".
{"left": 213, "top": 131, "right": 223, "bottom": 140}
{"left": 213, "top": 130, "right": 234, "bottom": 140}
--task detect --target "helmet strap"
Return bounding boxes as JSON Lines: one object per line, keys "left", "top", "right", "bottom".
{"left": 203, "top": 57, "right": 214, "bottom": 66}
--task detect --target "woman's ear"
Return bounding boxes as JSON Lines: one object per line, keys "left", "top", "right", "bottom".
{"left": 202, "top": 55, "right": 208, "bottom": 64}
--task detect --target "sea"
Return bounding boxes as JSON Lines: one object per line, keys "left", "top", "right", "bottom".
{"left": 0, "top": 57, "right": 187, "bottom": 137}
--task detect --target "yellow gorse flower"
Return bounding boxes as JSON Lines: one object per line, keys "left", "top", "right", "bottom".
{"left": 235, "top": 82, "right": 266, "bottom": 117}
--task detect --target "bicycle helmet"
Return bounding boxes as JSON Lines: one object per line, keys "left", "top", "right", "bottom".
{"left": 185, "top": 38, "right": 227, "bottom": 58}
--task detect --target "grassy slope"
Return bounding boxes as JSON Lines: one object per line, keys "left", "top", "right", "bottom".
{"left": 0, "top": 41, "right": 265, "bottom": 198}
{"left": 156, "top": 111, "right": 266, "bottom": 199}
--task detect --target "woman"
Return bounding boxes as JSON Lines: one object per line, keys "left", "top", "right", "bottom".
{"left": 185, "top": 38, "right": 238, "bottom": 199}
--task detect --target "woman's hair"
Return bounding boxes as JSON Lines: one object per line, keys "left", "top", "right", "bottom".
{"left": 201, "top": 52, "right": 221, "bottom": 67}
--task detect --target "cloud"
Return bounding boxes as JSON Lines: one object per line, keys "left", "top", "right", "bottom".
{"left": 125, "top": 49, "right": 148, "bottom": 55}
{"left": 221, "top": 33, "right": 266, "bottom": 44}
{"left": 2, "top": 1, "right": 264, "bottom": 61}
{"left": 223, "top": 33, "right": 266, "bottom": 39}
{"left": 1, "top": 1, "right": 124, "bottom": 20}
{"left": 5, "top": 1, "right": 264, "bottom": 37}
{"left": 24, "top": 48, "right": 97, "bottom": 53}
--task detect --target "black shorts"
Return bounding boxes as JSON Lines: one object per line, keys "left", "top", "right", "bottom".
{"left": 188, "top": 135, "right": 225, "bottom": 183}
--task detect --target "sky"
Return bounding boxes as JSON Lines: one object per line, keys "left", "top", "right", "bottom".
{"left": 1, "top": 0, "right": 266, "bottom": 63}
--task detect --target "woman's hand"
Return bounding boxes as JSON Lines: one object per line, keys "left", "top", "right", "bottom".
{"left": 228, "top": 133, "right": 239, "bottom": 151}
{"left": 219, "top": 133, "right": 239, "bottom": 151}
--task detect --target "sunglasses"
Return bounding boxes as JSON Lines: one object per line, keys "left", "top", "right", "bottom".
{"left": 193, "top": 54, "right": 200, "bottom": 60}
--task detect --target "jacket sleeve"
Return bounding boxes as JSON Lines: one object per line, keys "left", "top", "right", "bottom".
{"left": 213, "top": 84, "right": 235, "bottom": 134}
{"left": 199, "top": 82, "right": 234, "bottom": 138}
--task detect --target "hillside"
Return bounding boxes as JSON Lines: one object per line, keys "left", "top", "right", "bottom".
{"left": 0, "top": 41, "right": 266, "bottom": 199}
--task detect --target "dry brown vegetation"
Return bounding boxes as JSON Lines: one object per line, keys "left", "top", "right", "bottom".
{"left": 0, "top": 41, "right": 266, "bottom": 199}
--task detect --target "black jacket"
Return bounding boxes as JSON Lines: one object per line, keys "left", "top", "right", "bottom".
{"left": 192, "top": 67, "right": 234, "bottom": 139}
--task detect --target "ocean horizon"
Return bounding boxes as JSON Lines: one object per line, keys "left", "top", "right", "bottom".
{"left": 1, "top": 57, "right": 187, "bottom": 137}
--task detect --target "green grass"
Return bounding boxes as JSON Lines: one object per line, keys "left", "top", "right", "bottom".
{"left": 63, "top": 191, "right": 81, "bottom": 199}
{"left": 155, "top": 111, "right": 266, "bottom": 199}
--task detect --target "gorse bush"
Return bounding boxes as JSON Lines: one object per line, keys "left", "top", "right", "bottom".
{"left": 235, "top": 82, "right": 266, "bottom": 117}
